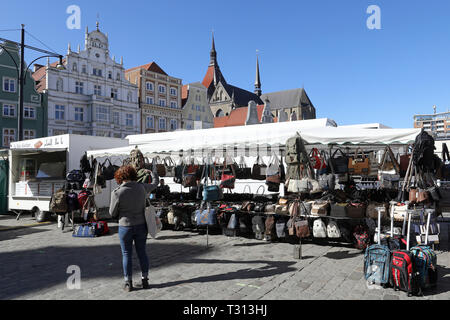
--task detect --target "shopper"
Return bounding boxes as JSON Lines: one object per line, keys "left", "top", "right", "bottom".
{"left": 109, "top": 165, "right": 159, "bottom": 292}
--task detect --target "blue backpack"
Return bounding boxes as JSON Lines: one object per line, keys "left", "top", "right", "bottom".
{"left": 410, "top": 245, "right": 438, "bottom": 290}
{"left": 364, "top": 244, "right": 392, "bottom": 287}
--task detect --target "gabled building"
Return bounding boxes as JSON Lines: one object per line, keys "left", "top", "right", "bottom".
{"left": 261, "top": 88, "right": 316, "bottom": 121}
{"left": 125, "top": 62, "right": 182, "bottom": 133}
{"left": 32, "top": 23, "right": 140, "bottom": 138}
{"left": 1, "top": 40, "right": 46, "bottom": 147}
{"left": 181, "top": 82, "right": 213, "bottom": 130}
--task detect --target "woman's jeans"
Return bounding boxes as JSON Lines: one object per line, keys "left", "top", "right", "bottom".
{"left": 118, "top": 224, "right": 149, "bottom": 281}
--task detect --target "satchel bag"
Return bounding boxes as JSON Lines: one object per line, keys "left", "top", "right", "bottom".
{"left": 346, "top": 202, "right": 367, "bottom": 219}
{"left": 251, "top": 156, "right": 267, "bottom": 180}
{"left": 295, "top": 220, "right": 311, "bottom": 238}
{"left": 391, "top": 203, "right": 408, "bottom": 222}
{"left": 311, "top": 201, "right": 329, "bottom": 217}
{"left": 348, "top": 148, "right": 370, "bottom": 175}
{"left": 330, "top": 202, "right": 348, "bottom": 218}
{"left": 152, "top": 156, "right": 166, "bottom": 177}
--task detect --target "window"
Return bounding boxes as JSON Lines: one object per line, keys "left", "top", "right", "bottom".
{"left": 125, "top": 114, "right": 133, "bottom": 127}
{"left": 159, "top": 118, "right": 166, "bottom": 130}
{"left": 82, "top": 65, "right": 87, "bottom": 74}
{"left": 3, "top": 77, "right": 16, "bottom": 92}
{"left": 23, "top": 106, "right": 36, "bottom": 119}
{"left": 94, "top": 85, "right": 102, "bottom": 96}
{"left": 3, "top": 128, "right": 16, "bottom": 147}
{"left": 113, "top": 112, "right": 120, "bottom": 125}
{"left": 170, "top": 119, "right": 177, "bottom": 130}
{"left": 195, "top": 115, "right": 201, "bottom": 121}
{"left": 111, "top": 88, "right": 118, "bottom": 99}
{"left": 158, "top": 85, "right": 166, "bottom": 94}
{"left": 146, "top": 96, "right": 154, "bottom": 105}
{"left": 72, "top": 63, "right": 77, "bottom": 72}
{"left": 53, "top": 129, "right": 68, "bottom": 135}
{"left": 93, "top": 68, "right": 102, "bottom": 77}
{"left": 96, "top": 131, "right": 110, "bottom": 137}
{"left": 3, "top": 104, "right": 16, "bottom": 117}
{"left": 202, "top": 106, "right": 205, "bottom": 112}
{"left": 170, "top": 87, "right": 177, "bottom": 96}
{"left": 108, "top": 71, "right": 112, "bottom": 79}
{"left": 146, "top": 116, "right": 154, "bottom": 129}
{"left": 127, "top": 91, "right": 132, "bottom": 103}
{"left": 196, "top": 105, "right": 200, "bottom": 111}
{"left": 116, "top": 73, "right": 121, "bottom": 81}
{"left": 23, "top": 129, "right": 35, "bottom": 140}
{"left": 75, "top": 81, "right": 84, "bottom": 94}
{"left": 159, "top": 99, "right": 166, "bottom": 107}
{"left": 56, "top": 78, "right": 63, "bottom": 91}
{"left": 74, "top": 107, "right": 84, "bottom": 122}
{"left": 191, "top": 104, "right": 194, "bottom": 110}
{"left": 96, "top": 106, "right": 109, "bottom": 122}
{"left": 146, "top": 82, "right": 154, "bottom": 91}
{"left": 188, "top": 114, "right": 192, "bottom": 120}
{"left": 55, "top": 105, "right": 65, "bottom": 120}
{"left": 170, "top": 101, "right": 177, "bottom": 109}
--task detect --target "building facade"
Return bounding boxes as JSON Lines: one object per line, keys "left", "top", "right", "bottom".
{"left": 0, "top": 40, "right": 46, "bottom": 147}
{"left": 181, "top": 82, "right": 214, "bottom": 130}
{"left": 414, "top": 107, "right": 450, "bottom": 140}
{"left": 32, "top": 23, "right": 140, "bottom": 138}
{"left": 125, "top": 62, "right": 182, "bottom": 134}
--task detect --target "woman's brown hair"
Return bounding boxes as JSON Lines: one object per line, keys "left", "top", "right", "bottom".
{"left": 114, "top": 165, "right": 138, "bottom": 185}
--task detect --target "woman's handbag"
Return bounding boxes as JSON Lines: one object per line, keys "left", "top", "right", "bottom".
{"left": 295, "top": 220, "right": 310, "bottom": 238}
{"left": 251, "top": 156, "right": 267, "bottom": 180}
{"left": 100, "top": 159, "right": 119, "bottom": 181}
{"left": 152, "top": 156, "right": 166, "bottom": 177}
{"left": 235, "top": 156, "right": 252, "bottom": 179}
{"left": 202, "top": 165, "right": 222, "bottom": 201}
{"left": 330, "top": 202, "right": 348, "bottom": 217}
{"left": 220, "top": 159, "right": 236, "bottom": 189}
{"left": 346, "top": 202, "right": 367, "bottom": 219}
{"left": 310, "top": 148, "right": 327, "bottom": 171}
{"left": 145, "top": 204, "right": 159, "bottom": 239}
{"left": 348, "top": 148, "right": 370, "bottom": 175}
{"left": 311, "top": 201, "right": 329, "bottom": 217}
{"left": 328, "top": 148, "right": 348, "bottom": 174}
{"left": 164, "top": 157, "right": 176, "bottom": 177}
{"left": 391, "top": 203, "right": 408, "bottom": 222}
{"left": 195, "top": 208, "right": 217, "bottom": 226}
{"left": 366, "top": 202, "right": 388, "bottom": 219}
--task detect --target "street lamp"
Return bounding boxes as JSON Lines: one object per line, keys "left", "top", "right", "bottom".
{"left": 0, "top": 24, "right": 64, "bottom": 142}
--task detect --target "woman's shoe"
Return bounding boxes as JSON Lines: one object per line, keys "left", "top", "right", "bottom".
{"left": 142, "top": 278, "right": 150, "bottom": 289}
{"left": 123, "top": 280, "right": 133, "bottom": 292}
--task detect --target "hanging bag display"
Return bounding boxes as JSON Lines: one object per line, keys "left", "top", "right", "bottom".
{"left": 152, "top": 156, "right": 166, "bottom": 177}
{"left": 101, "top": 159, "right": 119, "bottom": 181}
{"left": 328, "top": 148, "right": 349, "bottom": 174}
{"left": 163, "top": 157, "right": 176, "bottom": 177}
{"left": 251, "top": 156, "right": 267, "bottom": 180}
{"left": 310, "top": 148, "right": 327, "bottom": 171}
{"left": 348, "top": 148, "right": 370, "bottom": 175}
{"left": 202, "top": 164, "right": 222, "bottom": 201}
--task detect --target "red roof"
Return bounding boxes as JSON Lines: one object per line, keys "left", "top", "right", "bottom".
{"left": 181, "top": 84, "right": 188, "bottom": 100}
{"left": 214, "top": 105, "right": 278, "bottom": 128}
{"left": 202, "top": 65, "right": 215, "bottom": 89}
{"left": 125, "top": 62, "right": 168, "bottom": 75}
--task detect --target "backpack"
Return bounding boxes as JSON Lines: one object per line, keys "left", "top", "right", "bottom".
{"left": 364, "top": 244, "right": 392, "bottom": 287}
{"left": 326, "top": 220, "right": 341, "bottom": 239}
{"left": 353, "top": 225, "right": 370, "bottom": 251}
{"left": 77, "top": 190, "right": 91, "bottom": 210}
{"left": 391, "top": 250, "right": 421, "bottom": 296}
{"left": 50, "top": 189, "right": 68, "bottom": 214}
{"left": 410, "top": 245, "right": 438, "bottom": 291}
{"left": 130, "top": 147, "right": 145, "bottom": 170}
{"left": 313, "top": 218, "right": 327, "bottom": 238}
{"left": 412, "top": 131, "right": 436, "bottom": 172}
{"left": 285, "top": 136, "right": 308, "bottom": 165}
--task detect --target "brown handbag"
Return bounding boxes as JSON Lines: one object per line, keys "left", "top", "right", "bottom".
{"left": 348, "top": 148, "right": 370, "bottom": 175}
{"left": 409, "top": 188, "right": 418, "bottom": 203}
{"left": 295, "top": 220, "right": 310, "bottom": 238}
{"left": 153, "top": 156, "right": 166, "bottom": 177}
{"left": 417, "top": 189, "right": 429, "bottom": 203}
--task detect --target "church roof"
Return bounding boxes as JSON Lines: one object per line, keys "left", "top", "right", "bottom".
{"left": 222, "top": 83, "right": 264, "bottom": 106}
{"left": 260, "top": 88, "right": 313, "bottom": 110}
{"left": 214, "top": 104, "right": 277, "bottom": 128}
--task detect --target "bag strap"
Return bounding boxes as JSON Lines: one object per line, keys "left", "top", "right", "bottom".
{"left": 243, "top": 184, "right": 251, "bottom": 194}
{"left": 442, "top": 143, "right": 450, "bottom": 162}
{"left": 256, "top": 185, "right": 265, "bottom": 195}
{"left": 331, "top": 147, "right": 346, "bottom": 159}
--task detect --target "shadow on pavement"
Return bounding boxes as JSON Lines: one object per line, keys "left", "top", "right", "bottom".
{"left": 0, "top": 226, "right": 51, "bottom": 242}
{"left": 150, "top": 258, "right": 297, "bottom": 289}
{"left": 323, "top": 250, "right": 362, "bottom": 260}
{"left": 422, "top": 264, "right": 450, "bottom": 296}
{"left": 0, "top": 242, "right": 208, "bottom": 299}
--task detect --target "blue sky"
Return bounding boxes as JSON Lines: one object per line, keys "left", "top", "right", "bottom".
{"left": 1, "top": 0, "right": 449, "bottom": 128}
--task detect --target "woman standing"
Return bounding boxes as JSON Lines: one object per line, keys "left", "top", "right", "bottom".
{"left": 109, "top": 165, "right": 159, "bottom": 292}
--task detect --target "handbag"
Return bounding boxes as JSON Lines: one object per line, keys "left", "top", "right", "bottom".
{"left": 195, "top": 207, "right": 217, "bottom": 226}
{"left": 365, "top": 202, "right": 388, "bottom": 219}
{"left": 330, "top": 202, "right": 348, "bottom": 218}
{"left": 152, "top": 156, "right": 166, "bottom": 177}
{"left": 391, "top": 203, "right": 408, "bottom": 222}
{"left": 163, "top": 157, "right": 176, "bottom": 177}
{"left": 220, "top": 159, "right": 236, "bottom": 189}
{"left": 328, "top": 148, "right": 348, "bottom": 174}
{"left": 101, "top": 159, "right": 119, "bottom": 181}
{"left": 202, "top": 165, "right": 222, "bottom": 201}
{"left": 310, "top": 148, "right": 327, "bottom": 171}
{"left": 346, "top": 202, "right": 367, "bottom": 219}
{"left": 235, "top": 156, "right": 252, "bottom": 179}
{"left": 348, "top": 148, "right": 370, "bottom": 175}
{"left": 311, "top": 200, "right": 329, "bottom": 217}
{"left": 251, "top": 156, "right": 267, "bottom": 180}
{"left": 295, "top": 220, "right": 310, "bottom": 238}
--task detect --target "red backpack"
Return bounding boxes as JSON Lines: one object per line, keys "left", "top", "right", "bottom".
{"left": 77, "top": 190, "right": 91, "bottom": 209}
{"left": 353, "top": 225, "right": 370, "bottom": 251}
{"left": 391, "top": 250, "right": 421, "bottom": 296}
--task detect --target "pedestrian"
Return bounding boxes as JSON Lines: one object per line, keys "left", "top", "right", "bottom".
{"left": 109, "top": 165, "right": 159, "bottom": 292}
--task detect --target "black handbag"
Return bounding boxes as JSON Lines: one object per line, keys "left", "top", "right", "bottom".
{"left": 328, "top": 148, "right": 348, "bottom": 174}
{"left": 235, "top": 157, "right": 252, "bottom": 179}
{"left": 251, "top": 156, "right": 267, "bottom": 180}
{"left": 101, "top": 159, "right": 119, "bottom": 181}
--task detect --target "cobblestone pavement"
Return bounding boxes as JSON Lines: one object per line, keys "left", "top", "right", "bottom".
{"left": 0, "top": 214, "right": 449, "bottom": 301}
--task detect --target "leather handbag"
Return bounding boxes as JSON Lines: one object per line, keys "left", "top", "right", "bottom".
{"left": 101, "top": 159, "right": 119, "bottom": 181}
{"left": 235, "top": 156, "right": 252, "bottom": 179}
{"left": 295, "top": 220, "right": 310, "bottom": 238}
{"left": 251, "top": 156, "right": 267, "bottom": 180}
{"left": 365, "top": 202, "right": 388, "bottom": 219}
{"left": 348, "top": 148, "right": 370, "bottom": 175}
{"left": 409, "top": 188, "right": 418, "bottom": 203}
{"left": 330, "top": 202, "right": 348, "bottom": 217}
{"left": 220, "top": 159, "right": 236, "bottom": 189}
{"left": 311, "top": 201, "right": 329, "bottom": 216}
{"left": 346, "top": 202, "right": 367, "bottom": 219}
{"left": 151, "top": 156, "right": 166, "bottom": 177}
{"left": 391, "top": 203, "right": 408, "bottom": 222}
{"left": 417, "top": 189, "right": 429, "bottom": 203}
{"left": 310, "top": 148, "right": 327, "bottom": 171}
{"left": 328, "top": 148, "right": 348, "bottom": 174}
